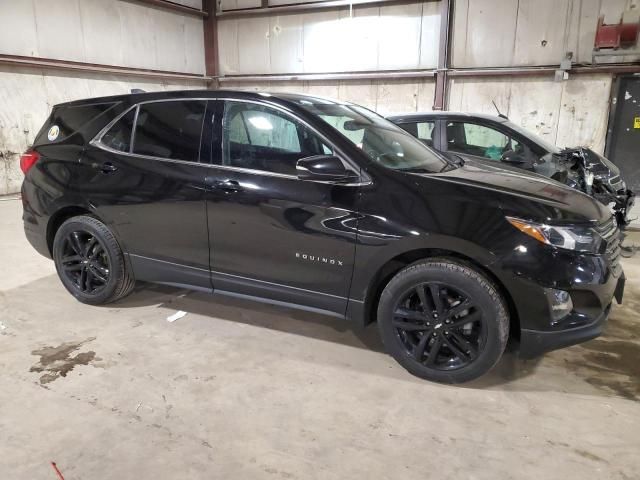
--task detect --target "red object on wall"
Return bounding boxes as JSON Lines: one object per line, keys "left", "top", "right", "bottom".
{"left": 594, "top": 15, "right": 639, "bottom": 49}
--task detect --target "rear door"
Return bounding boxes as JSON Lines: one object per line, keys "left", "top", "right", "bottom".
{"left": 204, "top": 99, "right": 360, "bottom": 315}
{"left": 80, "top": 99, "right": 212, "bottom": 289}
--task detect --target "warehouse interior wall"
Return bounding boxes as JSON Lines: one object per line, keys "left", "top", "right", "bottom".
{"left": 1, "top": 0, "right": 639, "bottom": 195}
{"left": 0, "top": 0, "right": 208, "bottom": 195}
{"left": 217, "top": 0, "right": 639, "bottom": 159}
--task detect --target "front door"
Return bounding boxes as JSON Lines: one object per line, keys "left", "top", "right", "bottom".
{"left": 205, "top": 99, "right": 360, "bottom": 316}
{"left": 80, "top": 99, "right": 212, "bottom": 289}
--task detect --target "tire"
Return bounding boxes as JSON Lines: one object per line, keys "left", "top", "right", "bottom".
{"left": 377, "top": 258, "right": 509, "bottom": 384}
{"left": 52, "top": 215, "right": 135, "bottom": 305}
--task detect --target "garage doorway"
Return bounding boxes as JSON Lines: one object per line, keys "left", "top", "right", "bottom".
{"left": 607, "top": 75, "right": 640, "bottom": 192}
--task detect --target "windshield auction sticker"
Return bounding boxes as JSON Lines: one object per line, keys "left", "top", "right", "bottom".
{"left": 634, "top": 117, "right": 640, "bottom": 129}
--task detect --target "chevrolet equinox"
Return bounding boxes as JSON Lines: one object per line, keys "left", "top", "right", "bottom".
{"left": 21, "top": 90, "right": 625, "bottom": 383}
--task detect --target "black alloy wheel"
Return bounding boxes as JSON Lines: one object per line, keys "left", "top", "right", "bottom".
{"left": 59, "top": 231, "right": 111, "bottom": 294}
{"left": 53, "top": 215, "right": 135, "bottom": 305}
{"left": 392, "top": 282, "right": 486, "bottom": 370}
{"left": 377, "top": 259, "right": 509, "bottom": 383}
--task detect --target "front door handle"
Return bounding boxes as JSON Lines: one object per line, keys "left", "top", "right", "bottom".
{"left": 100, "top": 162, "right": 118, "bottom": 174}
{"left": 213, "top": 179, "right": 242, "bottom": 193}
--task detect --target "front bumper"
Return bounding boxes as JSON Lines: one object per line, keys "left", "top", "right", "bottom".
{"left": 516, "top": 270, "right": 624, "bottom": 358}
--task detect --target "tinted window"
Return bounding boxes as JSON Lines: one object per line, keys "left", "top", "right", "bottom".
{"left": 223, "top": 101, "right": 333, "bottom": 176}
{"left": 398, "top": 121, "right": 436, "bottom": 147}
{"left": 447, "top": 122, "right": 521, "bottom": 161}
{"left": 36, "top": 102, "right": 117, "bottom": 144}
{"left": 101, "top": 109, "right": 135, "bottom": 153}
{"left": 133, "top": 101, "right": 206, "bottom": 162}
{"left": 295, "top": 100, "right": 449, "bottom": 173}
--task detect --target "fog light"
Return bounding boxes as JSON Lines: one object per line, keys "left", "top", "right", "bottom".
{"left": 545, "top": 288, "right": 573, "bottom": 324}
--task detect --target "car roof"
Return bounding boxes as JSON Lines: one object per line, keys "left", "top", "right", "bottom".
{"left": 57, "top": 89, "right": 353, "bottom": 109}
{"left": 387, "top": 111, "right": 510, "bottom": 124}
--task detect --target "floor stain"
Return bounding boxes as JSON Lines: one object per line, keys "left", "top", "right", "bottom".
{"left": 30, "top": 337, "right": 98, "bottom": 384}
{"left": 573, "top": 449, "right": 608, "bottom": 464}
{"left": 563, "top": 295, "right": 640, "bottom": 401}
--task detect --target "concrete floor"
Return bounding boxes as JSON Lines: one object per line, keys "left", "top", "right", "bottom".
{"left": 1, "top": 197, "right": 639, "bottom": 480}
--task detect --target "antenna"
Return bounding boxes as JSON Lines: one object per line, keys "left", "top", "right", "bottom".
{"left": 492, "top": 100, "right": 509, "bottom": 120}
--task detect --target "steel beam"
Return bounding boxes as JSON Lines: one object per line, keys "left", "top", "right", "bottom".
{"left": 203, "top": 0, "right": 219, "bottom": 79}
{"left": 0, "top": 54, "right": 210, "bottom": 82}
{"left": 123, "top": 0, "right": 208, "bottom": 17}
{"left": 217, "top": 69, "right": 437, "bottom": 82}
{"left": 216, "top": 0, "right": 433, "bottom": 18}
{"left": 433, "top": 0, "right": 451, "bottom": 110}
{"left": 448, "top": 64, "right": 640, "bottom": 77}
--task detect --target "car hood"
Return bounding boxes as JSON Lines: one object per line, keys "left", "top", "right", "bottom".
{"left": 421, "top": 158, "right": 612, "bottom": 223}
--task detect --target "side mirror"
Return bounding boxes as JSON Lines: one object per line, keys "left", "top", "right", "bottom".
{"left": 296, "top": 155, "right": 359, "bottom": 182}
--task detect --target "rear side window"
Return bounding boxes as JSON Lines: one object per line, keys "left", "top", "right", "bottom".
{"left": 133, "top": 101, "right": 206, "bottom": 162}
{"left": 101, "top": 109, "right": 135, "bottom": 153}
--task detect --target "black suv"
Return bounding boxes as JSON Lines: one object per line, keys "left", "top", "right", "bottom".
{"left": 388, "top": 112, "right": 635, "bottom": 227}
{"left": 21, "top": 91, "right": 625, "bottom": 383}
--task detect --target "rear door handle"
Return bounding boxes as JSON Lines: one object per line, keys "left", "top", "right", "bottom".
{"left": 100, "top": 162, "right": 118, "bottom": 174}
{"left": 210, "top": 178, "right": 242, "bottom": 193}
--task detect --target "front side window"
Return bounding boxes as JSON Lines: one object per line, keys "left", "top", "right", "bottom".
{"left": 133, "top": 100, "right": 206, "bottom": 162}
{"left": 294, "top": 100, "right": 449, "bottom": 173}
{"left": 223, "top": 101, "right": 333, "bottom": 176}
{"left": 446, "top": 122, "right": 521, "bottom": 161}
{"left": 398, "top": 121, "right": 436, "bottom": 147}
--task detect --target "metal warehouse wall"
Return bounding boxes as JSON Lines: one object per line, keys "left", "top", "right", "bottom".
{"left": 217, "top": 0, "right": 638, "bottom": 159}
{"left": 0, "top": 0, "right": 208, "bottom": 195}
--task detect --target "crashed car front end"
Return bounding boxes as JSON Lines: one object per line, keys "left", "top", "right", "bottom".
{"left": 543, "top": 148, "right": 635, "bottom": 228}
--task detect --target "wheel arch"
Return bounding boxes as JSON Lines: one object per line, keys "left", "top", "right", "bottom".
{"left": 46, "top": 205, "right": 94, "bottom": 255}
{"left": 357, "top": 248, "right": 521, "bottom": 342}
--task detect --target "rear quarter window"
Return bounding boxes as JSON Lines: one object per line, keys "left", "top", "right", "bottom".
{"left": 34, "top": 102, "right": 118, "bottom": 145}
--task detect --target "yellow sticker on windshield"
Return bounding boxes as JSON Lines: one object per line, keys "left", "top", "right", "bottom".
{"left": 634, "top": 117, "right": 640, "bottom": 129}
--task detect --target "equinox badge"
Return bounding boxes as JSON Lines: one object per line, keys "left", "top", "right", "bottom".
{"left": 296, "top": 252, "right": 344, "bottom": 266}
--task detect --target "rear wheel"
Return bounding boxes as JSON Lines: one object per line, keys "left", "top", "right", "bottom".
{"left": 377, "top": 258, "right": 509, "bottom": 383}
{"left": 52, "top": 215, "right": 135, "bottom": 304}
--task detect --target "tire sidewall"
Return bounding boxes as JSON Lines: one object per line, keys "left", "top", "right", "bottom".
{"left": 378, "top": 260, "right": 509, "bottom": 384}
{"left": 52, "top": 217, "right": 124, "bottom": 305}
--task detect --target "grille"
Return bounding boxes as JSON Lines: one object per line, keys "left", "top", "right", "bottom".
{"left": 595, "top": 216, "right": 622, "bottom": 274}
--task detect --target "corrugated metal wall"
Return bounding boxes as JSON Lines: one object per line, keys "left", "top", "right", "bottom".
{"left": 216, "top": 0, "right": 638, "bottom": 161}
{"left": 218, "top": 1, "right": 440, "bottom": 74}
{"left": 452, "top": 0, "right": 640, "bottom": 66}
{"left": 0, "top": 0, "right": 207, "bottom": 195}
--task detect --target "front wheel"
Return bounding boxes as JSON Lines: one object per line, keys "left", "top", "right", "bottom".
{"left": 52, "top": 215, "right": 135, "bottom": 305}
{"left": 377, "top": 258, "right": 509, "bottom": 384}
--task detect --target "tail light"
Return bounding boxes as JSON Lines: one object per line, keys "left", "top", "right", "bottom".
{"left": 20, "top": 150, "right": 40, "bottom": 174}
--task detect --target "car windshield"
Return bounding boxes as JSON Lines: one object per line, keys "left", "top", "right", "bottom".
{"left": 503, "top": 120, "right": 560, "bottom": 154}
{"left": 295, "top": 99, "right": 450, "bottom": 173}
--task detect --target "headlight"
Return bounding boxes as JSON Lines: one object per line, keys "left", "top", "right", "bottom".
{"left": 506, "top": 217, "right": 603, "bottom": 252}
